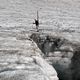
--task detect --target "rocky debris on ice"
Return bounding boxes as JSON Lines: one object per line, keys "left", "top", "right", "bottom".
{"left": 30, "top": 33, "right": 80, "bottom": 80}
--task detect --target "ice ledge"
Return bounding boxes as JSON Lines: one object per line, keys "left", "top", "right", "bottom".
{"left": 32, "top": 56, "right": 59, "bottom": 80}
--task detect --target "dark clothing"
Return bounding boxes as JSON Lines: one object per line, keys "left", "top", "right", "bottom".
{"left": 35, "top": 20, "right": 39, "bottom": 26}
{"left": 33, "top": 19, "right": 39, "bottom": 32}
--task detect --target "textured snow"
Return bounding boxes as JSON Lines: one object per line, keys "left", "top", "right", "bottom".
{"left": 0, "top": 0, "right": 80, "bottom": 80}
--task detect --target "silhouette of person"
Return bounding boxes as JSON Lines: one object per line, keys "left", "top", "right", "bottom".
{"left": 34, "top": 19, "right": 39, "bottom": 31}
{"left": 33, "top": 11, "right": 39, "bottom": 32}
{"left": 35, "top": 19, "right": 39, "bottom": 27}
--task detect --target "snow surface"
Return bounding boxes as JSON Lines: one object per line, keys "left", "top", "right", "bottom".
{"left": 0, "top": 0, "right": 80, "bottom": 42}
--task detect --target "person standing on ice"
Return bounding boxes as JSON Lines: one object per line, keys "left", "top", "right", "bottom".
{"left": 33, "top": 11, "right": 39, "bottom": 32}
